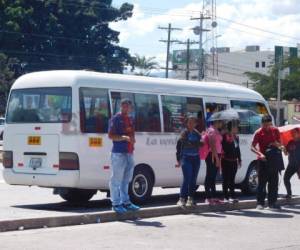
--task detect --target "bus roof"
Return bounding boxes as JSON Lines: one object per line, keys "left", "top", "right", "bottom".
{"left": 12, "top": 70, "right": 265, "bottom": 101}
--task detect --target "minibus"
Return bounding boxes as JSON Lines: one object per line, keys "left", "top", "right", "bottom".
{"left": 2, "top": 70, "right": 270, "bottom": 203}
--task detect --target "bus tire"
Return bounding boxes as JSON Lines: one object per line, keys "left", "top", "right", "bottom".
{"left": 129, "top": 166, "right": 154, "bottom": 204}
{"left": 58, "top": 188, "right": 97, "bottom": 203}
{"left": 241, "top": 162, "right": 259, "bottom": 195}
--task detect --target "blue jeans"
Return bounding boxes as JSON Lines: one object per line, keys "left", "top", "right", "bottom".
{"left": 180, "top": 155, "right": 201, "bottom": 198}
{"left": 109, "top": 153, "right": 134, "bottom": 206}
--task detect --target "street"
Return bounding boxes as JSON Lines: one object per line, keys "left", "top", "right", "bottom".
{"left": 1, "top": 163, "right": 300, "bottom": 250}
{"left": 1, "top": 206, "right": 300, "bottom": 250}
{"left": 1, "top": 163, "right": 300, "bottom": 221}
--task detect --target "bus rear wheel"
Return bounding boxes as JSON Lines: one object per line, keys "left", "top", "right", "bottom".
{"left": 58, "top": 188, "right": 97, "bottom": 203}
{"left": 129, "top": 166, "right": 154, "bottom": 204}
{"left": 241, "top": 163, "right": 258, "bottom": 195}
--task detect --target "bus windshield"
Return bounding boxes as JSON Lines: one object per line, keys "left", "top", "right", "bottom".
{"left": 6, "top": 87, "right": 72, "bottom": 123}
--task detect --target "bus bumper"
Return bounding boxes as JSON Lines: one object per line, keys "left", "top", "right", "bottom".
{"left": 2, "top": 169, "right": 80, "bottom": 188}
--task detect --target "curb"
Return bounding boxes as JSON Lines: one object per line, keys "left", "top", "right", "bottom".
{"left": 0, "top": 197, "right": 299, "bottom": 233}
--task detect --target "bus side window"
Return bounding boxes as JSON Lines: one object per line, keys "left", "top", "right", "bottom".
{"left": 134, "top": 93, "right": 161, "bottom": 132}
{"left": 230, "top": 100, "right": 269, "bottom": 134}
{"left": 80, "top": 88, "right": 110, "bottom": 133}
{"left": 111, "top": 92, "right": 161, "bottom": 132}
{"left": 162, "top": 95, "right": 204, "bottom": 133}
{"left": 205, "top": 102, "right": 227, "bottom": 127}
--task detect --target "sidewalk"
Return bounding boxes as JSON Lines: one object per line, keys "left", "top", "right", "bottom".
{"left": 0, "top": 193, "right": 299, "bottom": 233}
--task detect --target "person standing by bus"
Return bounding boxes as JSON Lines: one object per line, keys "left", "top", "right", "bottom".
{"left": 283, "top": 128, "right": 300, "bottom": 199}
{"left": 108, "top": 99, "right": 140, "bottom": 214}
{"left": 222, "top": 121, "right": 241, "bottom": 203}
{"left": 251, "top": 115, "right": 282, "bottom": 210}
{"left": 205, "top": 120, "right": 224, "bottom": 205}
{"left": 176, "top": 116, "right": 202, "bottom": 208}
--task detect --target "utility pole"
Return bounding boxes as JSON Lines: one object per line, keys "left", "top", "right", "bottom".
{"left": 276, "top": 56, "right": 282, "bottom": 126}
{"left": 158, "top": 23, "right": 182, "bottom": 78}
{"left": 186, "top": 39, "right": 190, "bottom": 80}
{"left": 191, "top": 14, "right": 211, "bottom": 81}
{"left": 176, "top": 40, "right": 199, "bottom": 80}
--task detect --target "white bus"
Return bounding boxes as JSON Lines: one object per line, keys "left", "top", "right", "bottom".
{"left": 2, "top": 70, "right": 270, "bottom": 203}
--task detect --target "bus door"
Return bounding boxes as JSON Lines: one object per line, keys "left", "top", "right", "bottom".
{"left": 160, "top": 95, "right": 205, "bottom": 186}
{"left": 78, "top": 87, "right": 111, "bottom": 188}
{"left": 203, "top": 97, "right": 230, "bottom": 182}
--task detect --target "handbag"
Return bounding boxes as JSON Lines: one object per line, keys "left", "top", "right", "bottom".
{"left": 265, "top": 146, "right": 285, "bottom": 172}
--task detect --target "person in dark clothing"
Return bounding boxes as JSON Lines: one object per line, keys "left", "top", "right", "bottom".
{"left": 251, "top": 115, "right": 283, "bottom": 210}
{"left": 222, "top": 121, "right": 241, "bottom": 202}
{"left": 283, "top": 128, "right": 300, "bottom": 199}
{"left": 176, "top": 116, "right": 202, "bottom": 208}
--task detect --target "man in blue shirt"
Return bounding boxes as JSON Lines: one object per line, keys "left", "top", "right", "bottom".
{"left": 108, "top": 99, "right": 140, "bottom": 214}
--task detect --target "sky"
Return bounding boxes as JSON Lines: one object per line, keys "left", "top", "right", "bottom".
{"left": 111, "top": 0, "right": 300, "bottom": 66}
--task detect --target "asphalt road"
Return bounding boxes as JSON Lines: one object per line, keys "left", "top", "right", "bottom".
{"left": 1, "top": 205, "right": 300, "bottom": 250}
{"left": 1, "top": 164, "right": 300, "bottom": 221}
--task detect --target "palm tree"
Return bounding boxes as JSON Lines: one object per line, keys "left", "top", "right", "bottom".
{"left": 132, "top": 54, "right": 159, "bottom": 76}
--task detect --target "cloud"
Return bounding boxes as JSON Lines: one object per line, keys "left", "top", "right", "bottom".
{"left": 271, "top": 0, "right": 300, "bottom": 15}
{"left": 110, "top": 1, "right": 300, "bottom": 66}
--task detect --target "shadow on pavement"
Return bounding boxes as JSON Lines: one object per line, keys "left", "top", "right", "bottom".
{"left": 195, "top": 212, "right": 227, "bottom": 218}
{"left": 11, "top": 191, "right": 254, "bottom": 214}
{"left": 121, "top": 219, "right": 166, "bottom": 228}
{"left": 221, "top": 210, "right": 293, "bottom": 219}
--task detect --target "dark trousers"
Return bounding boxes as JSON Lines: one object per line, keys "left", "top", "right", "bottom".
{"left": 284, "top": 163, "right": 299, "bottom": 196}
{"left": 222, "top": 159, "right": 238, "bottom": 199}
{"left": 257, "top": 161, "right": 279, "bottom": 206}
{"left": 180, "top": 155, "right": 201, "bottom": 198}
{"left": 205, "top": 153, "right": 218, "bottom": 199}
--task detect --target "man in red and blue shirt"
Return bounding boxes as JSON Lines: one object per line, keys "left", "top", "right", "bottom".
{"left": 108, "top": 99, "right": 140, "bottom": 214}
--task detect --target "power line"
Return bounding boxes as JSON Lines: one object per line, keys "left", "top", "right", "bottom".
{"left": 135, "top": 6, "right": 300, "bottom": 41}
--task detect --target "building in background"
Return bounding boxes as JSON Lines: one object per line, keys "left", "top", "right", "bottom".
{"left": 172, "top": 45, "right": 274, "bottom": 87}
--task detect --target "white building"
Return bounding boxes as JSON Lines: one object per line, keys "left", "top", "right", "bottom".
{"left": 172, "top": 45, "right": 274, "bottom": 88}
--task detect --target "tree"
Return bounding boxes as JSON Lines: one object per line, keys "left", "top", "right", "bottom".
{"left": 0, "top": 0, "right": 134, "bottom": 73}
{"left": 132, "top": 54, "right": 159, "bottom": 76}
{"left": 245, "top": 57, "right": 300, "bottom": 100}
{"left": 0, "top": 53, "right": 18, "bottom": 113}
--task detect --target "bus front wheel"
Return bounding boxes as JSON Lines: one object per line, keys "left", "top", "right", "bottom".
{"left": 58, "top": 188, "right": 97, "bottom": 203}
{"left": 129, "top": 166, "right": 154, "bottom": 204}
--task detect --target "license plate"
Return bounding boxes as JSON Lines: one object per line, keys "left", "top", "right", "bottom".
{"left": 28, "top": 136, "right": 41, "bottom": 145}
{"left": 29, "top": 158, "right": 42, "bottom": 169}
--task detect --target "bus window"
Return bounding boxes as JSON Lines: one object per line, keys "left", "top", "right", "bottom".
{"left": 162, "top": 95, "right": 204, "bottom": 133}
{"left": 205, "top": 102, "right": 227, "bottom": 127}
{"left": 237, "top": 110, "right": 261, "bottom": 134}
{"left": 231, "top": 100, "right": 269, "bottom": 115}
{"left": 6, "top": 87, "right": 72, "bottom": 123}
{"left": 135, "top": 93, "right": 161, "bottom": 132}
{"left": 111, "top": 92, "right": 134, "bottom": 115}
{"left": 111, "top": 92, "right": 161, "bottom": 132}
{"left": 80, "top": 88, "right": 110, "bottom": 133}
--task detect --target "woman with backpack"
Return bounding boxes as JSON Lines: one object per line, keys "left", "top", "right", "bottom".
{"left": 176, "top": 116, "right": 203, "bottom": 208}
{"left": 221, "top": 121, "right": 241, "bottom": 203}
{"left": 202, "top": 119, "right": 224, "bottom": 205}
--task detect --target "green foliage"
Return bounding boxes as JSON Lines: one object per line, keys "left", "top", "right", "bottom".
{"left": 132, "top": 54, "right": 159, "bottom": 76}
{"left": 0, "top": 0, "right": 134, "bottom": 73}
{"left": 245, "top": 57, "right": 300, "bottom": 100}
{"left": 0, "top": 53, "right": 18, "bottom": 112}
